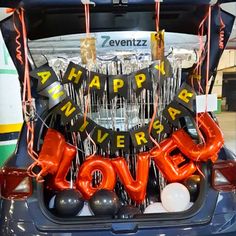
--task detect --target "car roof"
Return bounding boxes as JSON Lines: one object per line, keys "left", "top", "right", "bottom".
{"left": 0, "top": 0, "right": 213, "bottom": 8}
{"left": 0, "top": 0, "right": 234, "bottom": 39}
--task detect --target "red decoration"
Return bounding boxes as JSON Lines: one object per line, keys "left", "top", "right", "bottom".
{"left": 76, "top": 156, "right": 116, "bottom": 200}
{"left": 35, "top": 128, "right": 66, "bottom": 177}
{"left": 172, "top": 113, "right": 224, "bottom": 162}
{"left": 47, "top": 143, "right": 76, "bottom": 191}
{"left": 35, "top": 114, "right": 224, "bottom": 200}
{"left": 111, "top": 152, "right": 150, "bottom": 203}
{"left": 150, "top": 138, "right": 197, "bottom": 182}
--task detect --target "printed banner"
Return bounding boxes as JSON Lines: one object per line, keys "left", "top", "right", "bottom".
{"left": 108, "top": 75, "right": 128, "bottom": 100}
{"left": 31, "top": 58, "right": 171, "bottom": 100}
{"left": 62, "top": 62, "right": 87, "bottom": 89}
{"left": 30, "top": 58, "right": 203, "bottom": 152}
{"left": 30, "top": 64, "right": 58, "bottom": 92}
{"left": 132, "top": 68, "right": 152, "bottom": 95}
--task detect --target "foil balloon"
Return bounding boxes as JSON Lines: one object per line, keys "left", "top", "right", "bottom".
{"left": 150, "top": 138, "right": 197, "bottom": 182}
{"left": 111, "top": 152, "right": 150, "bottom": 203}
{"left": 47, "top": 143, "right": 77, "bottom": 191}
{"left": 172, "top": 113, "right": 224, "bottom": 162}
{"left": 33, "top": 128, "right": 66, "bottom": 177}
{"left": 76, "top": 156, "right": 116, "bottom": 200}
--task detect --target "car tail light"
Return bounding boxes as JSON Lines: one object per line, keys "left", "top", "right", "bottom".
{"left": 0, "top": 168, "right": 32, "bottom": 200}
{"left": 212, "top": 161, "right": 236, "bottom": 191}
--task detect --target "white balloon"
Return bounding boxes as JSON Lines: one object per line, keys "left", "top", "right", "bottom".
{"left": 144, "top": 202, "right": 168, "bottom": 214}
{"left": 186, "top": 202, "right": 194, "bottom": 210}
{"left": 161, "top": 183, "right": 190, "bottom": 212}
{"left": 77, "top": 202, "right": 94, "bottom": 216}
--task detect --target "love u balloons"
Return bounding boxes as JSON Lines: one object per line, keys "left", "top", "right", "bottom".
{"left": 34, "top": 112, "right": 224, "bottom": 203}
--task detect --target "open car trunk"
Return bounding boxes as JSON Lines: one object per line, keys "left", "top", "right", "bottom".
{"left": 27, "top": 29, "right": 203, "bottom": 214}
{"left": 0, "top": 0, "right": 235, "bottom": 233}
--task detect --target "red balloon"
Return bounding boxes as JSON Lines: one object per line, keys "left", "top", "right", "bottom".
{"left": 76, "top": 156, "right": 116, "bottom": 200}
{"left": 172, "top": 113, "right": 224, "bottom": 162}
{"left": 35, "top": 128, "right": 66, "bottom": 177}
{"left": 111, "top": 152, "right": 150, "bottom": 203}
{"left": 150, "top": 138, "right": 197, "bottom": 182}
{"left": 47, "top": 143, "right": 76, "bottom": 191}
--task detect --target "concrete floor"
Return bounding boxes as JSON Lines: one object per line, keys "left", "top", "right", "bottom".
{"left": 216, "top": 112, "right": 236, "bottom": 154}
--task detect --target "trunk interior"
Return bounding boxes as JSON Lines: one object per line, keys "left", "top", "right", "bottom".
{"left": 27, "top": 31, "right": 207, "bottom": 222}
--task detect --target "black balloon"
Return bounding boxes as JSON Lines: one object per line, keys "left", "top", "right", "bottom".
{"left": 117, "top": 205, "right": 141, "bottom": 219}
{"left": 89, "top": 189, "right": 120, "bottom": 216}
{"left": 146, "top": 165, "right": 160, "bottom": 203}
{"left": 55, "top": 189, "right": 84, "bottom": 217}
{"left": 183, "top": 175, "right": 201, "bottom": 202}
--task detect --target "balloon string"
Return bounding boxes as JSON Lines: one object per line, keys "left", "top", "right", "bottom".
{"left": 195, "top": 10, "right": 209, "bottom": 94}
{"left": 84, "top": 4, "right": 90, "bottom": 36}
{"left": 149, "top": 64, "right": 161, "bottom": 148}
{"left": 13, "top": 12, "right": 23, "bottom": 65}
{"left": 20, "top": 8, "right": 37, "bottom": 160}
{"left": 17, "top": 8, "right": 42, "bottom": 180}
{"left": 155, "top": 1, "right": 160, "bottom": 32}
{"left": 192, "top": 7, "right": 212, "bottom": 178}
{"left": 205, "top": 5, "right": 211, "bottom": 112}
{"left": 83, "top": 4, "right": 97, "bottom": 157}
{"left": 148, "top": 95, "right": 160, "bottom": 148}
{"left": 83, "top": 2, "right": 90, "bottom": 125}
{"left": 148, "top": 0, "right": 161, "bottom": 148}
{"left": 194, "top": 9, "right": 211, "bottom": 146}
{"left": 83, "top": 72, "right": 97, "bottom": 157}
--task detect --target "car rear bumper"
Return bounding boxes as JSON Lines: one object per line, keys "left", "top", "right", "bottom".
{"left": 1, "top": 190, "right": 236, "bottom": 236}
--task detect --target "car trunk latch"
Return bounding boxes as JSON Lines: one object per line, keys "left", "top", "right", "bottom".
{"left": 111, "top": 222, "right": 138, "bottom": 234}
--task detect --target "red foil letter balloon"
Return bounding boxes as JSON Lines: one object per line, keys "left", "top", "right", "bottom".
{"left": 150, "top": 138, "right": 197, "bottom": 182}
{"left": 172, "top": 113, "right": 224, "bottom": 162}
{"left": 47, "top": 143, "right": 76, "bottom": 191}
{"left": 111, "top": 152, "right": 150, "bottom": 203}
{"left": 76, "top": 156, "right": 116, "bottom": 200}
{"left": 31, "top": 128, "right": 66, "bottom": 177}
